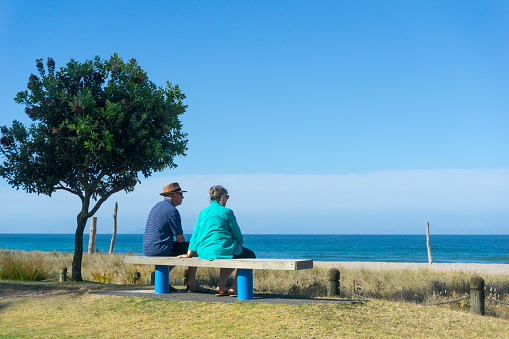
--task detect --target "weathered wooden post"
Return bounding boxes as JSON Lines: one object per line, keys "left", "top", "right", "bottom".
{"left": 133, "top": 271, "right": 141, "bottom": 284}
{"left": 60, "top": 267, "right": 67, "bottom": 282}
{"left": 426, "top": 222, "right": 432, "bottom": 264}
{"left": 470, "top": 276, "right": 485, "bottom": 315}
{"left": 151, "top": 271, "right": 155, "bottom": 286}
{"left": 109, "top": 202, "right": 118, "bottom": 254}
{"left": 88, "top": 217, "right": 97, "bottom": 254}
{"left": 184, "top": 268, "right": 189, "bottom": 286}
{"left": 327, "top": 268, "right": 340, "bottom": 297}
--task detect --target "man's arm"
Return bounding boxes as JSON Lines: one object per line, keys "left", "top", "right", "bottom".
{"left": 168, "top": 210, "right": 185, "bottom": 242}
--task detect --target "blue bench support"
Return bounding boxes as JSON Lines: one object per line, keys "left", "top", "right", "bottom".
{"left": 237, "top": 268, "right": 254, "bottom": 300}
{"left": 154, "top": 265, "right": 169, "bottom": 294}
{"left": 154, "top": 265, "right": 256, "bottom": 299}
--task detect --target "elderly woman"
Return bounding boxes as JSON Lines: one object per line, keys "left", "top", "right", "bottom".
{"left": 179, "top": 185, "right": 255, "bottom": 296}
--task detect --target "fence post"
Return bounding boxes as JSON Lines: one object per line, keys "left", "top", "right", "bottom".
{"left": 470, "top": 276, "right": 485, "bottom": 315}
{"left": 60, "top": 267, "right": 67, "bottom": 282}
{"left": 109, "top": 202, "right": 118, "bottom": 254}
{"left": 88, "top": 217, "right": 97, "bottom": 254}
{"left": 184, "top": 268, "right": 189, "bottom": 286}
{"left": 133, "top": 271, "right": 141, "bottom": 284}
{"left": 426, "top": 221, "right": 432, "bottom": 264}
{"left": 327, "top": 268, "right": 340, "bottom": 297}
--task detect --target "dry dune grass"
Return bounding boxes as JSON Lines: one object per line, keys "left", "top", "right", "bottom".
{"left": 1, "top": 250, "right": 509, "bottom": 319}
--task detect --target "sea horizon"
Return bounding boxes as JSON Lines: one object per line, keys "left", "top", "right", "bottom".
{"left": 1, "top": 234, "right": 507, "bottom": 264}
{"left": 2, "top": 233, "right": 509, "bottom": 235}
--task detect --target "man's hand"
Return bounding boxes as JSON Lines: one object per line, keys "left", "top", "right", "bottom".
{"left": 175, "top": 234, "right": 186, "bottom": 242}
{"left": 177, "top": 250, "right": 195, "bottom": 258}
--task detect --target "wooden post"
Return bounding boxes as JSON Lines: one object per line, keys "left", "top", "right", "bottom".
{"left": 470, "top": 276, "right": 485, "bottom": 315}
{"left": 184, "top": 268, "right": 189, "bottom": 286}
{"left": 60, "top": 267, "right": 67, "bottom": 282}
{"left": 426, "top": 222, "right": 432, "bottom": 264}
{"left": 109, "top": 202, "right": 118, "bottom": 254}
{"left": 327, "top": 268, "right": 340, "bottom": 297}
{"left": 88, "top": 217, "right": 97, "bottom": 254}
{"left": 151, "top": 271, "right": 155, "bottom": 286}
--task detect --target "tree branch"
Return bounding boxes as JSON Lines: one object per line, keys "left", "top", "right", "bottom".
{"left": 54, "top": 185, "right": 80, "bottom": 196}
{"left": 86, "top": 185, "right": 125, "bottom": 218}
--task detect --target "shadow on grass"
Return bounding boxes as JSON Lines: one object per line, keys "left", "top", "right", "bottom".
{"left": 255, "top": 292, "right": 362, "bottom": 302}
{"left": 0, "top": 299, "right": 12, "bottom": 313}
{"left": 0, "top": 279, "right": 145, "bottom": 297}
{"left": 0, "top": 280, "right": 365, "bottom": 306}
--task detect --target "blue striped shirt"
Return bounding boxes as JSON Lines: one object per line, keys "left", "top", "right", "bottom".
{"left": 143, "top": 198, "right": 183, "bottom": 256}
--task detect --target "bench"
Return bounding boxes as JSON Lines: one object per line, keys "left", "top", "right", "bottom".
{"left": 124, "top": 256, "right": 313, "bottom": 300}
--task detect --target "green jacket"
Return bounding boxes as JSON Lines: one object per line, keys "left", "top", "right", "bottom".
{"left": 189, "top": 201, "right": 243, "bottom": 260}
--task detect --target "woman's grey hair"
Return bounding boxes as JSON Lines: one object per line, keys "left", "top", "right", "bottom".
{"left": 209, "top": 185, "right": 228, "bottom": 202}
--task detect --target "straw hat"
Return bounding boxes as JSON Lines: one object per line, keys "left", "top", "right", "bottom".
{"left": 160, "top": 182, "right": 187, "bottom": 196}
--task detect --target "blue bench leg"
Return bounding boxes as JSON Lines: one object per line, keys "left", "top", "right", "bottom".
{"left": 155, "top": 265, "right": 169, "bottom": 294}
{"left": 237, "top": 268, "right": 253, "bottom": 300}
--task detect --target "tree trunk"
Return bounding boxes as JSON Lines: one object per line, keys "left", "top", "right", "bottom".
{"left": 71, "top": 192, "right": 110, "bottom": 281}
{"left": 72, "top": 213, "right": 88, "bottom": 281}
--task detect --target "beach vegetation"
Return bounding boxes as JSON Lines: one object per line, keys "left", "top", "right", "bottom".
{"left": 89, "top": 270, "right": 115, "bottom": 284}
{"left": 0, "top": 54, "right": 188, "bottom": 281}
{"left": 0, "top": 250, "right": 51, "bottom": 281}
{"left": 1, "top": 250, "right": 508, "bottom": 320}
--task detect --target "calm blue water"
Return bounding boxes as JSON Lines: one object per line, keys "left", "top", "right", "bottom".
{"left": 1, "top": 234, "right": 507, "bottom": 263}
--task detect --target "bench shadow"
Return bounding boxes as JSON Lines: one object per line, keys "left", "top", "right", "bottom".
{"left": 0, "top": 279, "right": 145, "bottom": 297}
{"left": 253, "top": 293, "right": 362, "bottom": 303}
{"left": 0, "top": 299, "right": 13, "bottom": 313}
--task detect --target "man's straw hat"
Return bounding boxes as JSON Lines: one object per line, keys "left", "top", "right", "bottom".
{"left": 160, "top": 182, "right": 187, "bottom": 196}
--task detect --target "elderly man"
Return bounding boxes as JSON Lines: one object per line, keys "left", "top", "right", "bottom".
{"left": 143, "top": 182, "right": 208, "bottom": 293}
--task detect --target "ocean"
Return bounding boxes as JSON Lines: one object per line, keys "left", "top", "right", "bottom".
{"left": 1, "top": 234, "right": 508, "bottom": 264}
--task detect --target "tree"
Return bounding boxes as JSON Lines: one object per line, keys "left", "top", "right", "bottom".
{"left": 0, "top": 54, "right": 188, "bottom": 281}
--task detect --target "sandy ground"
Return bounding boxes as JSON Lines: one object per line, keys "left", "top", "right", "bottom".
{"left": 314, "top": 261, "right": 509, "bottom": 275}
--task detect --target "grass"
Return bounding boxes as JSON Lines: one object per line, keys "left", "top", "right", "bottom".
{"left": 0, "top": 282, "right": 508, "bottom": 338}
{"left": 1, "top": 250, "right": 509, "bottom": 320}
{"left": 0, "top": 250, "right": 51, "bottom": 281}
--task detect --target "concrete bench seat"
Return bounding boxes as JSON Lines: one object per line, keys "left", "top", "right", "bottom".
{"left": 124, "top": 256, "right": 313, "bottom": 300}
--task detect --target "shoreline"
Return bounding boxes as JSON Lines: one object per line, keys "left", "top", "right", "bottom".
{"left": 315, "top": 261, "right": 509, "bottom": 275}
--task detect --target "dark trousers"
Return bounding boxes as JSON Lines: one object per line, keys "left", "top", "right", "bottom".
{"left": 233, "top": 247, "right": 256, "bottom": 259}
{"left": 169, "top": 241, "right": 189, "bottom": 256}
{"left": 171, "top": 242, "right": 255, "bottom": 259}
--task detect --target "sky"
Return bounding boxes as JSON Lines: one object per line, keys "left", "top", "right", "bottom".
{"left": 0, "top": 1, "right": 508, "bottom": 235}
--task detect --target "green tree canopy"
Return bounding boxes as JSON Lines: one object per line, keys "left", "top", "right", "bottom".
{"left": 0, "top": 54, "right": 188, "bottom": 280}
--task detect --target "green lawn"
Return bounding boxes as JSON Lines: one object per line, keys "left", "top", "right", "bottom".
{"left": 1, "top": 282, "right": 508, "bottom": 338}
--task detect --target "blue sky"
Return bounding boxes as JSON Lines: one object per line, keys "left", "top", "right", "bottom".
{"left": 1, "top": 1, "right": 508, "bottom": 234}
